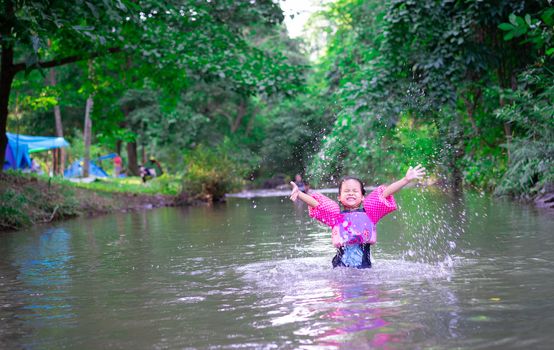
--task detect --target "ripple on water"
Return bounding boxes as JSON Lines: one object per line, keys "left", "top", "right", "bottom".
{"left": 237, "top": 256, "right": 457, "bottom": 291}
{"left": 175, "top": 296, "right": 206, "bottom": 304}
{"left": 236, "top": 256, "right": 460, "bottom": 332}
{"left": 233, "top": 257, "right": 464, "bottom": 347}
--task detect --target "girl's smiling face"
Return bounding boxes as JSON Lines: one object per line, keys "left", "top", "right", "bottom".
{"left": 338, "top": 179, "right": 364, "bottom": 210}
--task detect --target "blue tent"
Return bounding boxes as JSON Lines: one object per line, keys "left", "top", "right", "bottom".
{"left": 96, "top": 153, "right": 118, "bottom": 161}
{"left": 64, "top": 159, "right": 109, "bottom": 178}
{"left": 4, "top": 132, "right": 69, "bottom": 170}
{"left": 94, "top": 153, "right": 127, "bottom": 178}
{"left": 4, "top": 142, "right": 31, "bottom": 170}
{"left": 62, "top": 153, "right": 117, "bottom": 178}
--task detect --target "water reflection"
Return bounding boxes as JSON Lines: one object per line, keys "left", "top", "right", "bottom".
{"left": 0, "top": 228, "right": 75, "bottom": 349}
{"left": 14, "top": 228, "right": 73, "bottom": 320}
{"left": 238, "top": 254, "right": 458, "bottom": 348}
{"left": 315, "top": 281, "right": 396, "bottom": 348}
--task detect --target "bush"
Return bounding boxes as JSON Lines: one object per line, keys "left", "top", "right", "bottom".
{"left": 0, "top": 188, "right": 32, "bottom": 230}
{"left": 182, "top": 140, "right": 254, "bottom": 201}
{"left": 462, "top": 146, "right": 506, "bottom": 191}
{"left": 494, "top": 67, "right": 554, "bottom": 197}
{"left": 494, "top": 139, "right": 554, "bottom": 197}
{"left": 0, "top": 172, "right": 81, "bottom": 230}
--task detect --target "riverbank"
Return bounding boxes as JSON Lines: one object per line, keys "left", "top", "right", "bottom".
{"left": 3, "top": 172, "right": 551, "bottom": 233}
{"left": 0, "top": 172, "right": 185, "bottom": 232}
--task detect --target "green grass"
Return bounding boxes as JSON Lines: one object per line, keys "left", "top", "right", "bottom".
{"left": 0, "top": 171, "right": 184, "bottom": 231}
{"left": 1, "top": 171, "right": 84, "bottom": 230}
{"left": 50, "top": 174, "right": 183, "bottom": 196}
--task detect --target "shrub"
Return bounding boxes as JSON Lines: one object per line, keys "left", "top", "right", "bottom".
{"left": 182, "top": 141, "right": 254, "bottom": 201}
{"left": 0, "top": 188, "right": 31, "bottom": 230}
{"left": 494, "top": 67, "right": 554, "bottom": 197}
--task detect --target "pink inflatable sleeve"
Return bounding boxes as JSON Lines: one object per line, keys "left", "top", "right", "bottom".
{"left": 308, "top": 192, "right": 342, "bottom": 227}
{"left": 364, "top": 185, "right": 397, "bottom": 224}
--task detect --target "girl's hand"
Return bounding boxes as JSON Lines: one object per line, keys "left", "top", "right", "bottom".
{"left": 290, "top": 181, "right": 299, "bottom": 201}
{"left": 405, "top": 164, "right": 426, "bottom": 182}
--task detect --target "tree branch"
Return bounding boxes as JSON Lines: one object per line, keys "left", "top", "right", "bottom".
{"left": 12, "top": 47, "right": 123, "bottom": 74}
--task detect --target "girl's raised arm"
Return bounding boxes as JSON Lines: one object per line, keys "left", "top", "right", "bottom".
{"left": 382, "top": 165, "right": 426, "bottom": 198}
{"left": 290, "top": 181, "right": 319, "bottom": 207}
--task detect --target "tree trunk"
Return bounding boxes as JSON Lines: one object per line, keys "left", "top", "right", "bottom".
{"left": 83, "top": 95, "right": 94, "bottom": 177}
{"left": 126, "top": 141, "right": 139, "bottom": 176}
{"left": 83, "top": 60, "right": 96, "bottom": 177}
{"left": 53, "top": 148, "right": 59, "bottom": 175}
{"left": 116, "top": 140, "right": 122, "bottom": 155}
{"left": 497, "top": 57, "right": 518, "bottom": 162}
{"left": 0, "top": 1, "right": 14, "bottom": 172}
{"left": 230, "top": 99, "right": 247, "bottom": 133}
{"left": 446, "top": 115, "right": 465, "bottom": 193}
{"left": 463, "top": 87, "right": 481, "bottom": 135}
{"left": 48, "top": 68, "right": 66, "bottom": 175}
{"left": 0, "top": 40, "right": 15, "bottom": 172}
{"left": 121, "top": 102, "right": 139, "bottom": 175}
{"left": 55, "top": 108, "right": 66, "bottom": 175}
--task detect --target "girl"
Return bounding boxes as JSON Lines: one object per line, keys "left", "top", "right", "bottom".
{"left": 290, "top": 165, "right": 425, "bottom": 268}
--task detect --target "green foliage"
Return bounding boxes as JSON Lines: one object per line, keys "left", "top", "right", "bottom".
{"left": 495, "top": 139, "right": 553, "bottom": 197}
{"left": 494, "top": 67, "right": 554, "bottom": 197}
{"left": 65, "top": 129, "right": 105, "bottom": 164}
{"left": 303, "top": 0, "right": 552, "bottom": 199}
{"left": 2, "top": 0, "right": 306, "bottom": 174}
{"left": 305, "top": 0, "right": 398, "bottom": 185}
{"left": 4, "top": 0, "right": 553, "bottom": 204}
{"left": 182, "top": 140, "right": 255, "bottom": 201}
{"left": 393, "top": 116, "right": 439, "bottom": 177}
{"left": 499, "top": 8, "right": 554, "bottom": 53}
{"left": 9, "top": 64, "right": 88, "bottom": 136}
{"left": 462, "top": 149, "right": 507, "bottom": 191}
{"left": 260, "top": 93, "right": 332, "bottom": 178}
{"left": 149, "top": 174, "right": 183, "bottom": 195}
{"left": 492, "top": 7, "right": 554, "bottom": 197}
{"left": 0, "top": 188, "right": 32, "bottom": 229}
{"left": 0, "top": 172, "right": 81, "bottom": 230}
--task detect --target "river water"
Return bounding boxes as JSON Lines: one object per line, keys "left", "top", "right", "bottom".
{"left": 1, "top": 188, "right": 553, "bottom": 349}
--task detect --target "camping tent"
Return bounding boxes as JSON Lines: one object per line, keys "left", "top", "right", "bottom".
{"left": 64, "top": 159, "right": 109, "bottom": 178}
{"left": 3, "top": 132, "right": 69, "bottom": 170}
{"left": 96, "top": 153, "right": 118, "bottom": 161}
{"left": 63, "top": 153, "right": 119, "bottom": 178}
{"left": 4, "top": 141, "right": 31, "bottom": 170}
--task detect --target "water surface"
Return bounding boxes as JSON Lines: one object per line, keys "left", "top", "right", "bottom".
{"left": 1, "top": 189, "right": 553, "bottom": 349}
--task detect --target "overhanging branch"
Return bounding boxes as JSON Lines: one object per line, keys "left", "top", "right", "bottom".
{"left": 11, "top": 47, "right": 123, "bottom": 74}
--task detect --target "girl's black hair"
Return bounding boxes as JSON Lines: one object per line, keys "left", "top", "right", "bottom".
{"left": 338, "top": 176, "right": 366, "bottom": 196}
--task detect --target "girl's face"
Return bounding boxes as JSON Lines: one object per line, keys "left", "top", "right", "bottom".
{"left": 338, "top": 179, "right": 363, "bottom": 210}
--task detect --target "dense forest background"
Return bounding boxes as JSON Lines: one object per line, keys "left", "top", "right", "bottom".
{"left": 1, "top": 0, "right": 552, "bottom": 200}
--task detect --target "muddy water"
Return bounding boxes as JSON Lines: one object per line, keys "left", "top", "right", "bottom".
{"left": 1, "top": 188, "right": 553, "bottom": 349}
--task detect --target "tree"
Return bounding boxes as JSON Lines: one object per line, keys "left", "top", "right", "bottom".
{"left": 305, "top": 0, "right": 552, "bottom": 191}
{"left": 494, "top": 7, "right": 554, "bottom": 197}
{"left": 380, "top": 0, "right": 549, "bottom": 189}
{"left": 1, "top": 0, "right": 127, "bottom": 170}
{"left": 1, "top": 0, "right": 302, "bottom": 172}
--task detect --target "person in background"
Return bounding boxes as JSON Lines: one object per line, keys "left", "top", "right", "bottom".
{"left": 141, "top": 157, "right": 164, "bottom": 183}
{"left": 113, "top": 154, "right": 122, "bottom": 178}
{"left": 293, "top": 174, "right": 309, "bottom": 193}
{"left": 31, "top": 158, "right": 43, "bottom": 174}
{"left": 145, "top": 157, "right": 163, "bottom": 177}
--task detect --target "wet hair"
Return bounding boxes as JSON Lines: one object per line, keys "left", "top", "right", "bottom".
{"left": 338, "top": 176, "right": 366, "bottom": 196}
